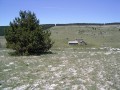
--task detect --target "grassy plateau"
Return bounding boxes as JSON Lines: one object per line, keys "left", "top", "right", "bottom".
{"left": 0, "top": 25, "right": 120, "bottom": 90}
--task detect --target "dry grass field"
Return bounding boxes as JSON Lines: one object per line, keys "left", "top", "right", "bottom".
{"left": 0, "top": 25, "right": 120, "bottom": 90}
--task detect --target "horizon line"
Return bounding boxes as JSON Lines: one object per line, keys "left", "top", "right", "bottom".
{"left": 1, "top": 22, "right": 120, "bottom": 26}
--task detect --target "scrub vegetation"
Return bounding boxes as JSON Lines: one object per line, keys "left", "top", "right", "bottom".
{"left": 5, "top": 10, "right": 53, "bottom": 55}
{"left": 0, "top": 25, "right": 120, "bottom": 89}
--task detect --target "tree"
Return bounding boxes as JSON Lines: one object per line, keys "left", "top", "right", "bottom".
{"left": 5, "top": 10, "right": 54, "bottom": 55}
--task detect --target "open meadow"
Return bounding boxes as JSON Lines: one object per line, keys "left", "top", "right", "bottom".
{"left": 0, "top": 25, "right": 120, "bottom": 90}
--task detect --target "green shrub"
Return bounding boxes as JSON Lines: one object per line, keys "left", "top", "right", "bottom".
{"left": 5, "top": 10, "right": 54, "bottom": 55}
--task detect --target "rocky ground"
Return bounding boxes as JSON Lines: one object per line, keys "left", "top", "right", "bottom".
{"left": 0, "top": 47, "right": 120, "bottom": 90}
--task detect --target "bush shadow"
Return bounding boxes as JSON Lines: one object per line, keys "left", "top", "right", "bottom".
{"left": 9, "top": 51, "right": 56, "bottom": 56}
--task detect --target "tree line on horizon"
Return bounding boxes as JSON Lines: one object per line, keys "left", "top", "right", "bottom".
{"left": 55, "top": 22, "right": 120, "bottom": 26}
{"left": 1, "top": 22, "right": 120, "bottom": 36}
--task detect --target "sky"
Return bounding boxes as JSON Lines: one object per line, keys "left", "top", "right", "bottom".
{"left": 0, "top": 0, "right": 120, "bottom": 26}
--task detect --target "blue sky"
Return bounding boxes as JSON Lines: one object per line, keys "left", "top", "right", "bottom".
{"left": 0, "top": 0, "right": 120, "bottom": 25}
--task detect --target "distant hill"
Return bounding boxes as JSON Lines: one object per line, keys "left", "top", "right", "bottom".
{"left": 1, "top": 22, "right": 120, "bottom": 36}
{"left": 0, "top": 26, "right": 9, "bottom": 36}
{"left": 0, "top": 24, "right": 55, "bottom": 36}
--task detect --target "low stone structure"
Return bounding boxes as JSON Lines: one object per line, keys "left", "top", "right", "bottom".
{"left": 76, "top": 39, "right": 87, "bottom": 45}
{"left": 68, "top": 39, "right": 87, "bottom": 45}
{"left": 68, "top": 40, "right": 78, "bottom": 45}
